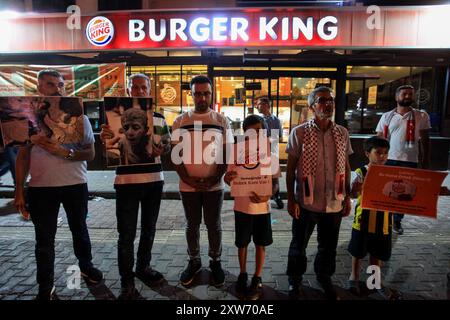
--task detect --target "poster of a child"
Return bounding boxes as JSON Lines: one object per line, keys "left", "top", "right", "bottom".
{"left": 0, "top": 96, "right": 84, "bottom": 147}
{"left": 0, "top": 96, "right": 41, "bottom": 146}
{"left": 103, "top": 97, "right": 154, "bottom": 167}
{"left": 119, "top": 108, "right": 153, "bottom": 165}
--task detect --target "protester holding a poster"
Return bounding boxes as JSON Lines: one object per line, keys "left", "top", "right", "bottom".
{"left": 14, "top": 69, "right": 103, "bottom": 300}
{"left": 100, "top": 73, "right": 171, "bottom": 300}
{"left": 376, "top": 85, "right": 431, "bottom": 235}
{"left": 224, "top": 114, "right": 280, "bottom": 300}
{"left": 347, "top": 136, "right": 397, "bottom": 300}
{"left": 285, "top": 86, "right": 353, "bottom": 300}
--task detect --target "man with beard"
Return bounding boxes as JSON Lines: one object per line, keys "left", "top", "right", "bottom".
{"left": 171, "top": 75, "right": 233, "bottom": 288}
{"left": 285, "top": 86, "right": 353, "bottom": 300}
{"left": 376, "top": 85, "right": 431, "bottom": 235}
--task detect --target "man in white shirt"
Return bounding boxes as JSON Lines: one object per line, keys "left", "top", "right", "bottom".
{"left": 376, "top": 85, "right": 431, "bottom": 235}
{"left": 171, "top": 75, "right": 233, "bottom": 288}
{"left": 14, "top": 69, "right": 103, "bottom": 300}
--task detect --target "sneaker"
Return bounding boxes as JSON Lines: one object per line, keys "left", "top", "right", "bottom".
{"left": 209, "top": 260, "right": 225, "bottom": 287}
{"left": 347, "top": 279, "right": 361, "bottom": 296}
{"left": 180, "top": 259, "right": 202, "bottom": 286}
{"left": 235, "top": 273, "right": 248, "bottom": 298}
{"left": 80, "top": 266, "right": 104, "bottom": 285}
{"left": 118, "top": 285, "right": 144, "bottom": 300}
{"left": 136, "top": 267, "right": 165, "bottom": 286}
{"left": 246, "top": 276, "right": 263, "bottom": 300}
{"left": 393, "top": 221, "right": 404, "bottom": 235}
{"left": 376, "top": 286, "right": 397, "bottom": 300}
{"left": 288, "top": 276, "right": 302, "bottom": 295}
{"left": 35, "top": 286, "right": 59, "bottom": 300}
{"left": 275, "top": 197, "right": 284, "bottom": 209}
{"left": 317, "top": 277, "right": 339, "bottom": 300}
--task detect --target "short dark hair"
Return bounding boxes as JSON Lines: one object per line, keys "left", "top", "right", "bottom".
{"left": 395, "top": 85, "right": 414, "bottom": 97}
{"left": 243, "top": 114, "right": 265, "bottom": 131}
{"left": 364, "top": 136, "right": 390, "bottom": 153}
{"left": 37, "top": 69, "right": 63, "bottom": 81}
{"left": 190, "top": 75, "right": 212, "bottom": 89}
{"left": 256, "top": 96, "right": 271, "bottom": 106}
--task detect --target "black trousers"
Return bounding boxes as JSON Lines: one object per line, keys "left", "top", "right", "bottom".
{"left": 286, "top": 207, "right": 342, "bottom": 280}
{"left": 29, "top": 183, "right": 93, "bottom": 291}
{"left": 115, "top": 181, "right": 163, "bottom": 286}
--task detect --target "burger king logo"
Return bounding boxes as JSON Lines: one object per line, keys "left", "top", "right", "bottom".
{"left": 86, "top": 16, "right": 114, "bottom": 46}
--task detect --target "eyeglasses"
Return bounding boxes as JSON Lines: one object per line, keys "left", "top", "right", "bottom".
{"left": 193, "top": 91, "right": 212, "bottom": 98}
{"left": 314, "top": 97, "right": 334, "bottom": 105}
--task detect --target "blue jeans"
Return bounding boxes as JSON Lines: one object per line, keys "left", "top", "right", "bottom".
{"left": 385, "top": 160, "right": 418, "bottom": 224}
{"left": 0, "top": 146, "right": 18, "bottom": 184}
{"left": 115, "top": 181, "right": 163, "bottom": 286}
{"left": 180, "top": 190, "right": 224, "bottom": 261}
{"left": 28, "top": 183, "right": 93, "bottom": 291}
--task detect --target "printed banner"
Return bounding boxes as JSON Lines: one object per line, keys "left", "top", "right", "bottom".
{"left": 230, "top": 138, "right": 275, "bottom": 197}
{"left": 0, "top": 96, "right": 84, "bottom": 146}
{"left": 361, "top": 164, "right": 448, "bottom": 218}
{"left": 0, "top": 63, "right": 126, "bottom": 99}
{"left": 102, "top": 97, "right": 154, "bottom": 167}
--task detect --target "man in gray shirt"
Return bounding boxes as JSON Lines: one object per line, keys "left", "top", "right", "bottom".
{"left": 285, "top": 86, "right": 353, "bottom": 300}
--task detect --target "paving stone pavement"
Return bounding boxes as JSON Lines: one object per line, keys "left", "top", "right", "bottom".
{"left": 0, "top": 195, "right": 449, "bottom": 301}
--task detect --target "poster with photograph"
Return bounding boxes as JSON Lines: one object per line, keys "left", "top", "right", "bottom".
{"left": 0, "top": 96, "right": 84, "bottom": 147}
{"left": 361, "top": 164, "right": 448, "bottom": 218}
{"left": 102, "top": 97, "right": 155, "bottom": 167}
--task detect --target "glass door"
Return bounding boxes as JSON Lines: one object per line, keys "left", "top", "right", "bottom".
{"left": 214, "top": 76, "right": 245, "bottom": 135}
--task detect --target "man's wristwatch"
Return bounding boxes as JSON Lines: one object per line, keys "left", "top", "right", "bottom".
{"left": 65, "top": 148, "right": 75, "bottom": 160}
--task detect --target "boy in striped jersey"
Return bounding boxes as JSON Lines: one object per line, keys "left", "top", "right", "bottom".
{"left": 100, "top": 74, "right": 170, "bottom": 299}
{"left": 347, "top": 136, "right": 396, "bottom": 299}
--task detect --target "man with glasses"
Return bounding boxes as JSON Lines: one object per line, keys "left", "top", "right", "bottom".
{"left": 285, "top": 86, "right": 353, "bottom": 300}
{"left": 171, "top": 75, "right": 233, "bottom": 288}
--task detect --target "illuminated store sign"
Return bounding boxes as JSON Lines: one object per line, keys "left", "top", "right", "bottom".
{"left": 2, "top": 6, "right": 450, "bottom": 53}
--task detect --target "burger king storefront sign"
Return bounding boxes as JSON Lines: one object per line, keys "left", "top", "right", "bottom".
{"left": 3, "top": 6, "right": 450, "bottom": 53}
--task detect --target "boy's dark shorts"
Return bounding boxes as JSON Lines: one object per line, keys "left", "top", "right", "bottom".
{"left": 234, "top": 211, "right": 273, "bottom": 248}
{"left": 348, "top": 228, "right": 392, "bottom": 261}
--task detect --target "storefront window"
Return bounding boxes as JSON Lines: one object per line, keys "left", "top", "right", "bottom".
{"left": 345, "top": 66, "right": 435, "bottom": 134}
{"left": 215, "top": 76, "right": 245, "bottom": 134}
{"left": 129, "top": 65, "right": 207, "bottom": 125}
{"left": 181, "top": 65, "right": 208, "bottom": 113}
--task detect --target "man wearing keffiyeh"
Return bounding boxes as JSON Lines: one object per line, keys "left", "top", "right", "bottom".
{"left": 285, "top": 86, "right": 353, "bottom": 300}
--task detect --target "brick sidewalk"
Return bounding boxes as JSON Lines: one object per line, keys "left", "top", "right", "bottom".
{"left": 0, "top": 196, "right": 449, "bottom": 300}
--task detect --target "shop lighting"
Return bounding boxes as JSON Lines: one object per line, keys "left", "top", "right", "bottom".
{"left": 0, "top": 10, "right": 20, "bottom": 19}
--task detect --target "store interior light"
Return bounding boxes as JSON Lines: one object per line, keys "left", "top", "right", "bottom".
{"left": 0, "top": 10, "right": 20, "bottom": 19}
